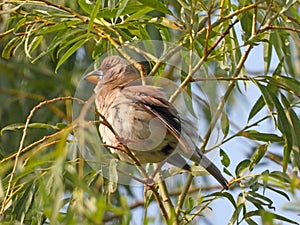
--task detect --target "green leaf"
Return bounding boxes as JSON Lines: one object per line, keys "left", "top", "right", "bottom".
{"left": 148, "top": 17, "right": 182, "bottom": 30}
{"left": 268, "top": 75, "right": 300, "bottom": 97}
{"left": 137, "top": 0, "right": 172, "bottom": 15}
{"left": 248, "top": 191, "right": 274, "bottom": 209}
{"left": 58, "top": 33, "right": 93, "bottom": 53}
{"left": 269, "top": 171, "right": 291, "bottom": 183}
{"left": 1, "top": 37, "right": 22, "bottom": 59}
{"left": 266, "top": 185, "right": 290, "bottom": 201}
{"left": 78, "top": 0, "right": 94, "bottom": 15}
{"left": 240, "top": 11, "right": 252, "bottom": 41}
{"left": 254, "top": 82, "right": 275, "bottom": 116}
{"left": 235, "top": 159, "right": 250, "bottom": 177}
{"left": 38, "top": 20, "right": 82, "bottom": 35}
{"left": 228, "top": 201, "right": 244, "bottom": 225}
{"left": 28, "top": 35, "right": 44, "bottom": 54}
{"left": 247, "top": 95, "right": 265, "bottom": 121}
{"left": 245, "top": 195, "right": 264, "bottom": 210}
{"left": 116, "top": 0, "right": 130, "bottom": 19}
{"left": 208, "top": 192, "right": 237, "bottom": 208}
{"left": 249, "top": 144, "right": 268, "bottom": 171}
{"left": 220, "top": 149, "right": 230, "bottom": 167}
{"left": 224, "top": 167, "right": 234, "bottom": 177}
{"left": 33, "top": 30, "right": 84, "bottom": 63}
{"left": 0, "top": 123, "right": 60, "bottom": 135}
{"left": 239, "top": 130, "right": 283, "bottom": 142}
{"left": 263, "top": 33, "right": 272, "bottom": 75}
{"left": 270, "top": 92, "right": 293, "bottom": 171}
{"left": 273, "top": 57, "right": 284, "bottom": 76}
{"left": 55, "top": 38, "right": 88, "bottom": 72}
{"left": 246, "top": 210, "right": 299, "bottom": 225}
{"left": 88, "top": 0, "right": 102, "bottom": 33}
{"left": 125, "top": 7, "right": 153, "bottom": 21}
{"left": 245, "top": 217, "right": 258, "bottom": 225}
{"left": 221, "top": 113, "right": 230, "bottom": 138}
{"left": 13, "top": 182, "right": 37, "bottom": 220}
{"left": 139, "top": 25, "right": 152, "bottom": 40}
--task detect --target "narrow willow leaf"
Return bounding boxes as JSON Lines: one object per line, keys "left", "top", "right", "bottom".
{"left": 14, "top": 183, "right": 36, "bottom": 220}
{"left": 39, "top": 20, "right": 82, "bottom": 35}
{"left": 2, "top": 37, "right": 22, "bottom": 59}
{"left": 78, "top": 0, "right": 94, "bottom": 15}
{"left": 239, "top": 130, "right": 283, "bottom": 143}
{"left": 266, "top": 185, "right": 290, "bottom": 201}
{"left": 281, "top": 93, "right": 300, "bottom": 144}
{"left": 249, "top": 144, "right": 268, "bottom": 171}
{"left": 139, "top": 25, "right": 152, "bottom": 41}
{"left": 221, "top": 113, "right": 230, "bottom": 138}
{"left": 137, "top": 0, "right": 172, "bottom": 15}
{"left": 220, "top": 148, "right": 230, "bottom": 167}
{"left": 246, "top": 210, "right": 299, "bottom": 225}
{"left": 148, "top": 17, "right": 182, "bottom": 30}
{"left": 28, "top": 35, "right": 43, "bottom": 54}
{"left": 116, "top": 0, "right": 130, "bottom": 19}
{"left": 273, "top": 57, "right": 284, "bottom": 76}
{"left": 248, "top": 191, "right": 274, "bottom": 209}
{"left": 270, "top": 32, "right": 283, "bottom": 64}
{"left": 224, "top": 167, "right": 233, "bottom": 177}
{"left": 13, "top": 17, "right": 27, "bottom": 32}
{"left": 208, "top": 192, "right": 237, "bottom": 208}
{"left": 96, "top": 4, "right": 148, "bottom": 19}
{"left": 58, "top": 33, "right": 93, "bottom": 55}
{"left": 270, "top": 75, "right": 300, "bottom": 97}
{"left": 240, "top": 11, "right": 252, "bottom": 41}
{"left": 230, "top": 24, "right": 242, "bottom": 72}
{"left": 247, "top": 95, "right": 265, "bottom": 121}
{"left": 88, "top": 0, "right": 102, "bottom": 33}
{"left": 235, "top": 159, "right": 250, "bottom": 177}
{"left": 263, "top": 32, "right": 272, "bottom": 75}
{"left": 269, "top": 92, "right": 293, "bottom": 171}
{"left": 245, "top": 195, "right": 264, "bottom": 210}
{"left": 159, "top": 27, "right": 171, "bottom": 42}
{"left": 33, "top": 30, "right": 84, "bottom": 63}
{"left": 0, "top": 123, "right": 60, "bottom": 135}
{"left": 55, "top": 39, "right": 88, "bottom": 72}
{"left": 228, "top": 203, "right": 244, "bottom": 225}
{"left": 125, "top": 7, "right": 153, "bottom": 21}
{"left": 188, "top": 196, "right": 194, "bottom": 210}
{"left": 288, "top": 107, "right": 300, "bottom": 170}
{"left": 245, "top": 217, "right": 258, "bottom": 225}
{"left": 269, "top": 171, "right": 290, "bottom": 183}
{"left": 254, "top": 82, "right": 274, "bottom": 116}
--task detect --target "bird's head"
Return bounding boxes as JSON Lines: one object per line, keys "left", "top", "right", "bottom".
{"left": 84, "top": 55, "right": 139, "bottom": 85}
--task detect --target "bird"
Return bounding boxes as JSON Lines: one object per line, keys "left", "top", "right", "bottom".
{"left": 84, "top": 55, "right": 228, "bottom": 189}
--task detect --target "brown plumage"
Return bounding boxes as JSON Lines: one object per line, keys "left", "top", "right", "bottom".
{"left": 85, "top": 55, "right": 228, "bottom": 189}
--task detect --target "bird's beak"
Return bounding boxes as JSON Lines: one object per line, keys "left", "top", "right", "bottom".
{"left": 84, "top": 70, "right": 103, "bottom": 84}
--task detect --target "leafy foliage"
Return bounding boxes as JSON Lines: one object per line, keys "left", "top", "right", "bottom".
{"left": 0, "top": 0, "right": 300, "bottom": 224}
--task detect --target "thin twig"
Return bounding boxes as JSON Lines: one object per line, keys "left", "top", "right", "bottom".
{"left": 175, "top": 174, "right": 194, "bottom": 216}
{"left": 169, "top": 20, "right": 238, "bottom": 103}
{"left": 200, "top": 44, "right": 253, "bottom": 152}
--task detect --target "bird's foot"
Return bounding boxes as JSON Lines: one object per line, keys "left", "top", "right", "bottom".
{"left": 143, "top": 177, "right": 155, "bottom": 189}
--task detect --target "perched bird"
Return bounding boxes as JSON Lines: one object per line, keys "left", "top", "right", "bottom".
{"left": 85, "top": 55, "right": 228, "bottom": 189}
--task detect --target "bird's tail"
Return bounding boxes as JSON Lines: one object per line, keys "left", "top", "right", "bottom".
{"left": 194, "top": 148, "right": 229, "bottom": 189}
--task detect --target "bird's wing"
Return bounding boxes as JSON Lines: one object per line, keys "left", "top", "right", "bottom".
{"left": 122, "top": 85, "right": 182, "bottom": 138}
{"left": 122, "top": 85, "right": 228, "bottom": 189}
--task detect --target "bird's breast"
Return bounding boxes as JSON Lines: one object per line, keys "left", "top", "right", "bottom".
{"left": 96, "top": 91, "right": 178, "bottom": 163}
